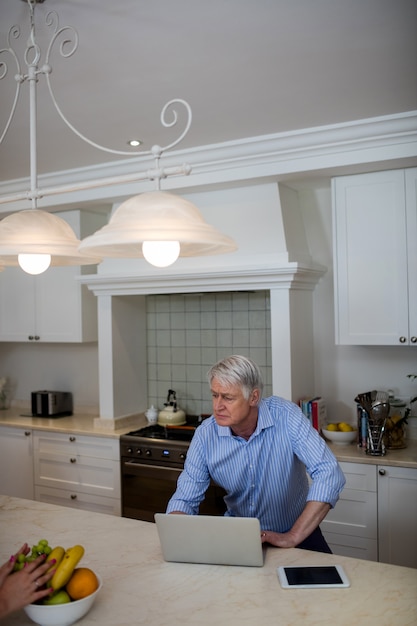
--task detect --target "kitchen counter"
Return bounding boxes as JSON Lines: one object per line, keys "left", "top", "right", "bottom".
{"left": 0, "top": 408, "right": 148, "bottom": 438}
{"left": 1, "top": 409, "right": 416, "bottom": 467}
{"left": 325, "top": 439, "right": 417, "bottom": 469}
{"left": 1, "top": 496, "right": 416, "bottom": 626}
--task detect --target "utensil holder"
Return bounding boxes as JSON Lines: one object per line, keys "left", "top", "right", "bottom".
{"left": 366, "top": 419, "right": 386, "bottom": 456}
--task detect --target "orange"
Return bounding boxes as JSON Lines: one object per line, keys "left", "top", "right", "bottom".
{"left": 66, "top": 567, "right": 99, "bottom": 600}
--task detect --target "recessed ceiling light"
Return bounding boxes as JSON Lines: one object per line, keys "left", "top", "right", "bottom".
{"left": 128, "top": 139, "right": 142, "bottom": 147}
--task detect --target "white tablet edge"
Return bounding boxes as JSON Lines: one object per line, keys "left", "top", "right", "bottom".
{"left": 277, "top": 564, "right": 351, "bottom": 589}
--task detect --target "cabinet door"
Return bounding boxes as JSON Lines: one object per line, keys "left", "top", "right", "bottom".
{"left": 0, "top": 427, "right": 34, "bottom": 499}
{"left": 405, "top": 168, "right": 417, "bottom": 343}
{"left": 0, "top": 269, "right": 37, "bottom": 341}
{"left": 378, "top": 465, "right": 417, "bottom": 568}
{"left": 332, "top": 170, "right": 409, "bottom": 345}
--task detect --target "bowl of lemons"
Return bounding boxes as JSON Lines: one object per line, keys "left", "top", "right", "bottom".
{"left": 322, "top": 422, "right": 357, "bottom": 445}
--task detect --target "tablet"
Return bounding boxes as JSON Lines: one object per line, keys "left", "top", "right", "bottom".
{"left": 277, "top": 565, "right": 350, "bottom": 589}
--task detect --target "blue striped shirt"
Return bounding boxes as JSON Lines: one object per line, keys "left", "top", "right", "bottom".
{"left": 166, "top": 396, "right": 346, "bottom": 532}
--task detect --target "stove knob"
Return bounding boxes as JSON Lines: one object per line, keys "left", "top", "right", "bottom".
{"left": 127, "top": 447, "right": 133, "bottom": 454}
{"left": 180, "top": 452, "right": 187, "bottom": 461}
{"left": 135, "top": 448, "right": 142, "bottom": 455}
{"left": 145, "top": 449, "right": 152, "bottom": 457}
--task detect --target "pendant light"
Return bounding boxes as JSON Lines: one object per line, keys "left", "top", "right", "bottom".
{"left": 79, "top": 191, "right": 236, "bottom": 267}
{"left": 0, "top": 0, "right": 236, "bottom": 272}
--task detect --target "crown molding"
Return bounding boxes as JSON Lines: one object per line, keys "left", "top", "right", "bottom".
{"left": 0, "top": 111, "right": 416, "bottom": 211}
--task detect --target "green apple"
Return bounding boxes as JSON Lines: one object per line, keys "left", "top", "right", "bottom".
{"left": 43, "top": 590, "right": 71, "bottom": 605}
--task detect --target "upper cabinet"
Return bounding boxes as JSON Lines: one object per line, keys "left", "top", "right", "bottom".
{"left": 332, "top": 168, "right": 417, "bottom": 346}
{"left": 0, "top": 209, "right": 106, "bottom": 343}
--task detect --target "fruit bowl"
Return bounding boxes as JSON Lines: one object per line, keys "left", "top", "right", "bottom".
{"left": 322, "top": 428, "right": 357, "bottom": 445}
{"left": 23, "top": 574, "right": 102, "bottom": 626}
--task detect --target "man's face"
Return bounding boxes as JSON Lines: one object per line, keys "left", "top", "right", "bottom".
{"left": 210, "top": 378, "right": 259, "bottom": 433}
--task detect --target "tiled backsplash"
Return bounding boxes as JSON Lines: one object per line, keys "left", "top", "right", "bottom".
{"left": 146, "top": 291, "right": 272, "bottom": 416}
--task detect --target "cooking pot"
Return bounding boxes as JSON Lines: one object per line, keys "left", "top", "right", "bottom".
{"left": 158, "top": 389, "right": 186, "bottom": 426}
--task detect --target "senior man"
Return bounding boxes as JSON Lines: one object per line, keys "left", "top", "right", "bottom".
{"left": 167, "top": 354, "right": 345, "bottom": 552}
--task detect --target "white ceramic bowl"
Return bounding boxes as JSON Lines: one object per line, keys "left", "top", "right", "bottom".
{"left": 23, "top": 574, "right": 102, "bottom": 626}
{"left": 322, "top": 428, "right": 357, "bottom": 445}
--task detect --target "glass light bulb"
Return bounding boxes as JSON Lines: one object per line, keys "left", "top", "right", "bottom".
{"left": 18, "top": 253, "right": 52, "bottom": 275}
{"left": 142, "top": 241, "right": 180, "bottom": 268}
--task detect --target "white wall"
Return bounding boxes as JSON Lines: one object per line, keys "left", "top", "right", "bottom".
{"left": 299, "top": 183, "right": 417, "bottom": 427}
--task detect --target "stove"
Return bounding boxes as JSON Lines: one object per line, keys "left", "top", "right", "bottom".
{"left": 120, "top": 418, "right": 226, "bottom": 521}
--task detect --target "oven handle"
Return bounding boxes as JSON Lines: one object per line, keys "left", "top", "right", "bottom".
{"left": 122, "top": 460, "right": 182, "bottom": 480}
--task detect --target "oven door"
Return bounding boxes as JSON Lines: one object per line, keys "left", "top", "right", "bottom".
{"left": 121, "top": 459, "right": 226, "bottom": 521}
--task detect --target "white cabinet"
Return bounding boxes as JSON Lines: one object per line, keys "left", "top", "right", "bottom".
{"left": 332, "top": 168, "right": 417, "bottom": 345}
{"left": 377, "top": 465, "right": 417, "bottom": 569}
{"left": 33, "top": 430, "right": 121, "bottom": 516}
{"left": 321, "top": 462, "right": 378, "bottom": 561}
{"left": 322, "top": 461, "right": 417, "bottom": 568}
{"left": 0, "top": 426, "right": 34, "bottom": 499}
{"left": 0, "top": 210, "right": 106, "bottom": 342}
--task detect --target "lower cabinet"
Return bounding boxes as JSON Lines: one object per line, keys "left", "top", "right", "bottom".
{"left": 321, "top": 462, "right": 378, "bottom": 561}
{"left": 33, "top": 431, "right": 121, "bottom": 516}
{"left": 0, "top": 426, "right": 34, "bottom": 500}
{"left": 322, "top": 461, "right": 417, "bottom": 568}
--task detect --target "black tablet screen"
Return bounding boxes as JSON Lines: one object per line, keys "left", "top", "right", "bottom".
{"left": 284, "top": 566, "right": 344, "bottom": 586}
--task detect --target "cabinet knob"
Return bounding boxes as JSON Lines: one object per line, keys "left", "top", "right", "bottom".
{"left": 34, "top": 335, "right": 40, "bottom": 341}
{"left": 70, "top": 457, "right": 77, "bottom": 464}
{"left": 379, "top": 468, "right": 386, "bottom": 476}
{"left": 399, "top": 336, "right": 407, "bottom": 343}
{"left": 411, "top": 336, "right": 417, "bottom": 344}
{"left": 70, "top": 494, "right": 77, "bottom": 500}
{"left": 24, "top": 431, "right": 31, "bottom": 436}
{"left": 28, "top": 335, "right": 34, "bottom": 341}
{"left": 69, "top": 436, "right": 76, "bottom": 442}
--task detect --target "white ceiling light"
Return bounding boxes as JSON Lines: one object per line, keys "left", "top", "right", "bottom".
{"left": 0, "top": 0, "right": 236, "bottom": 272}
{"left": 79, "top": 191, "right": 236, "bottom": 266}
{"left": 0, "top": 210, "right": 101, "bottom": 272}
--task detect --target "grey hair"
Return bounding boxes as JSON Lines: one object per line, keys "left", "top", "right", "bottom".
{"left": 207, "top": 355, "right": 264, "bottom": 401}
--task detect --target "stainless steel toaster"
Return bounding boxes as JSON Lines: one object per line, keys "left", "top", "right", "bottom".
{"left": 31, "top": 390, "right": 73, "bottom": 417}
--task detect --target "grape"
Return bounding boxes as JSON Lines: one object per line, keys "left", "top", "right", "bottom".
{"left": 13, "top": 538, "right": 52, "bottom": 571}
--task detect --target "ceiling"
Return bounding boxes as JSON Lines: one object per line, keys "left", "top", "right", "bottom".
{"left": 0, "top": 0, "right": 416, "bottom": 185}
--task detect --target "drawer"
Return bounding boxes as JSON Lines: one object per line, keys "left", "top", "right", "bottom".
{"left": 322, "top": 530, "right": 378, "bottom": 561}
{"left": 339, "top": 462, "right": 377, "bottom": 491}
{"left": 34, "top": 453, "right": 120, "bottom": 499}
{"left": 321, "top": 489, "right": 377, "bottom": 539}
{"left": 34, "top": 431, "right": 119, "bottom": 460}
{"left": 35, "top": 485, "right": 121, "bottom": 516}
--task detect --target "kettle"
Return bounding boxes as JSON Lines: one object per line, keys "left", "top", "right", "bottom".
{"left": 158, "top": 389, "right": 186, "bottom": 426}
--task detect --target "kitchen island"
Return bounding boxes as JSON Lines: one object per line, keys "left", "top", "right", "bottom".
{"left": 1, "top": 496, "right": 416, "bottom": 626}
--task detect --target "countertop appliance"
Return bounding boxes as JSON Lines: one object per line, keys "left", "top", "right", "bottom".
{"left": 120, "top": 419, "right": 226, "bottom": 522}
{"left": 31, "top": 390, "right": 73, "bottom": 417}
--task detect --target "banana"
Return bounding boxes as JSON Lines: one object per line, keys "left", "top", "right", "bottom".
{"left": 50, "top": 545, "right": 85, "bottom": 591}
{"left": 46, "top": 546, "right": 65, "bottom": 577}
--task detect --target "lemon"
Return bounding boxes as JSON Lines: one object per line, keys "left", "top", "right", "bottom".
{"left": 339, "top": 422, "right": 354, "bottom": 432}
{"left": 326, "top": 423, "right": 339, "bottom": 431}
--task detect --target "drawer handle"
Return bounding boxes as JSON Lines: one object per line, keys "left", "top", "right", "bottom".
{"left": 378, "top": 468, "right": 386, "bottom": 476}
{"left": 70, "top": 494, "right": 77, "bottom": 500}
{"left": 399, "top": 336, "right": 407, "bottom": 343}
{"left": 411, "top": 336, "right": 417, "bottom": 344}
{"left": 70, "top": 457, "right": 77, "bottom": 464}
{"left": 69, "top": 436, "right": 76, "bottom": 442}
{"left": 24, "top": 431, "right": 31, "bottom": 437}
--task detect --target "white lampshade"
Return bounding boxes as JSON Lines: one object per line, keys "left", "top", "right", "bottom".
{"left": 0, "top": 210, "right": 102, "bottom": 270}
{"left": 78, "top": 191, "right": 237, "bottom": 262}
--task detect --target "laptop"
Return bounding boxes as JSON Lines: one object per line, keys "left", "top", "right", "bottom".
{"left": 154, "top": 513, "right": 264, "bottom": 567}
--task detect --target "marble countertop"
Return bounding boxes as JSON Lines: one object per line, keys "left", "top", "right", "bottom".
{"left": 1, "top": 496, "right": 416, "bottom": 626}
{"left": 0, "top": 409, "right": 147, "bottom": 439}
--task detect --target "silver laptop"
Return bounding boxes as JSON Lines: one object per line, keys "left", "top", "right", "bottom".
{"left": 154, "top": 513, "right": 264, "bottom": 567}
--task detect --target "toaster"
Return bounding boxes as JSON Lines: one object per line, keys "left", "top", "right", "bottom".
{"left": 31, "top": 390, "right": 73, "bottom": 417}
